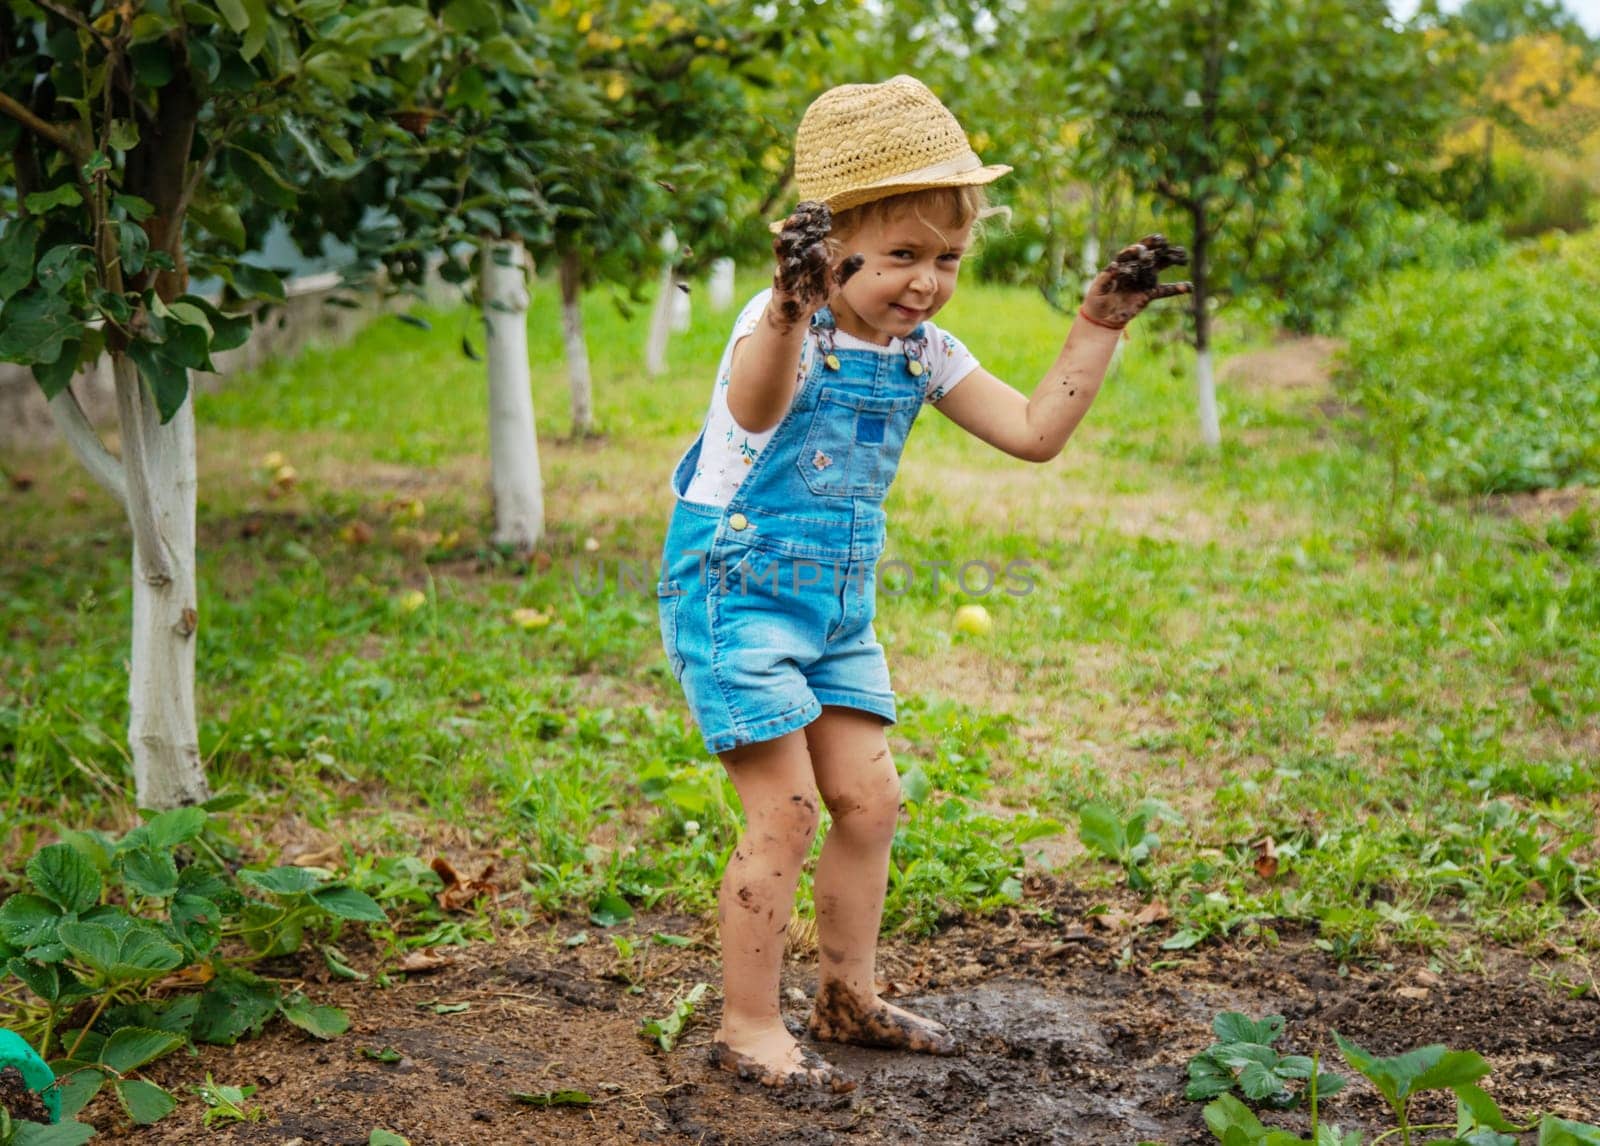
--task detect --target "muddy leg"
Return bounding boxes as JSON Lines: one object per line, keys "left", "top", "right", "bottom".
{"left": 806, "top": 707, "right": 958, "bottom": 1055}
{"left": 712, "top": 729, "right": 854, "bottom": 1092}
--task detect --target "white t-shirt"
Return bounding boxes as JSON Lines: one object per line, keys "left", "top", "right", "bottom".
{"left": 681, "top": 289, "right": 980, "bottom": 507}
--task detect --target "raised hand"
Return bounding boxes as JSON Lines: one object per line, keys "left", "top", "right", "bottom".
{"left": 1082, "top": 234, "right": 1192, "bottom": 329}
{"left": 767, "top": 201, "right": 865, "bottom": 333}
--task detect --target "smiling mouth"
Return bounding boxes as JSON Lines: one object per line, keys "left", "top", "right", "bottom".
{"left": 891, "top": 304, "right": 925, "bottom": 319}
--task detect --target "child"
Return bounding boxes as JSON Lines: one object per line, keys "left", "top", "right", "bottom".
{"left": 657, "top": 76, "right": 1189, "bottom": 1092}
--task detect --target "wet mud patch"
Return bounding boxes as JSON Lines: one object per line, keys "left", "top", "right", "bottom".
{"left": 120, "top": 897, "right": 1598, "bottom": 1145}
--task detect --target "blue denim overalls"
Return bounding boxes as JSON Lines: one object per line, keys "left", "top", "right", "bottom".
{"left": 659, "top": 309, "right": 930, "bottom": 754}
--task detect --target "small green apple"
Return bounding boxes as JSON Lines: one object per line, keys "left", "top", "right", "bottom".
{"left": 953, "top": 603, "right": 993, "bottom": 637}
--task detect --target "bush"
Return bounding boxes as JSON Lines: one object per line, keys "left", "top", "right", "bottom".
{"left": 1337, "top": 228, "right": 1600, "bottom": 497}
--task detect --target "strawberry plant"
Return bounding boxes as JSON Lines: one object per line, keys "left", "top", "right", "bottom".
{"left": 0, "top": 805, "right": 384, "bottom": 1127}
{"left": 1194, "top": 1015, "right": 1600, "bottom": 1145}
{"left": 1186, "top": 1013, "right": 1346, "bottom": 1108}
{"left": 1078, "top": 799, "right": 1181, "bottom": 891}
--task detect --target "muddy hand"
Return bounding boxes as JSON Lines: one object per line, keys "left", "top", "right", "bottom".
{"left": 1082, "top": 233, "right": 1192, "bottom": 329}
{"left": 768, "top": 201, "right": 864, "bottom": 333}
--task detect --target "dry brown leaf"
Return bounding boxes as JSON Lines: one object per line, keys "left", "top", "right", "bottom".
{"left": 1134, "top": 901, "right": 1171, "bottom": 927}
{"left": 1253, "top": 836, "right": 1280, "bottom": 880}
{"left": 431, "top": 856, "right": 497, "bottom": 913}
{"left": 151, "top": 963, "right": 215, "bottom": 993}
{"left": 1395, "top": 986, "right": 1430, "bottom": 1001}
{"left": 398, "top": 948, "right": 455, "bottom": 974}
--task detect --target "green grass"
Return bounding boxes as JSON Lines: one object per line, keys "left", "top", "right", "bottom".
{"left": 1, "top": 263, "right": 1596, "bottom": 970}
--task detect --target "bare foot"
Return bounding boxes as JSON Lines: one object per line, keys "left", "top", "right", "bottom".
{"left": 708, "top": 1027, "right": 856, "bottom": 1093}
{"left": 807, "top": 980, "right": 959, "bottom": 1055}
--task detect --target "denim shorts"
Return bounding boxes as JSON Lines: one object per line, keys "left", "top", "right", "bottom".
{"left": 658, "top": 498, "right": 897, "bottom": 755}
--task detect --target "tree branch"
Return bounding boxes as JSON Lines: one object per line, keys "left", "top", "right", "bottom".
{"left": 0, "top": 90, "right": 86, "bottom": 162}
{"left": 47, "top": 382, "right": 128, "bottom": 508}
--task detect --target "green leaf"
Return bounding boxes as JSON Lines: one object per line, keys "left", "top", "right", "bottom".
{"left": 1539, "top": 1116, "right": 1600, "bottom": 1145}
{"left": 109, "top": 119, "right": 140, "bottom": 152}
{"left": 1411, "top": 1049, "right": 1492, "bottom": 1093}
{"left": 1077, "top": 802, "right": 1125, "bottom": 861}
{"left": 7, "top": 957, "right": 62, "bottom": 1002}
{"left": 589, "top": 893, "right": 632, "bottom": 928}
{"left": 0, "top": 218, "right": 40, "bottom": 299}
{"left": 140, "top": 806, "right": 208, "bottom": 850}
{"left": 279, "top": 995, "right": 350, "bottom": 1040}
{"left": 1, "top": 896, "right": 65, "bottom": 951}
{"left": 900, "top": 764, "right": 931, "bottom": 804}
{"left": 119, "top": 845, "right": 180, "bottom": 899}
{"left": 33, "top": 340, "right": 81, "bottom": 398}
{"left": 193, "top": 970, "right": 279, "bottom": 1045}
{"left": 47, "top": 1063, "right": 106, "bottom": 1121}
{"left": 1214, "top": 1013, "right": 1286, "bottom": 1046}
{"left": 126, "top": 340, "right": 191, "bottom": 422}
{"left": 23, "top": 185, "right": 83, "bottom": 214}
{"left": 1456, "top": 1083, "right": 1523, "bottom": 1133}
{"left": 0, "top": 292, "right": 79, "bottom": 366}
{"left": 1204, "top": 1094, "right": 1267, "bottom": 1138}
{"left": 28, "top": 843, "right": 102, "bottom": 913}
{"left": 169, "top": 895, "right": 222, "bottom": 956}
{"left": 311, "top": 885, "right": 386, "bottom": 922}
{"left": 100, "top": 1027, "right": 186, "bottom": 1073}
{"left": 189, "top": 198, "right": 247, "bottom": 251}
{"left": 369, "top": 1132, "right": 412, "bottom": 1146}
{"left": 215, "top": 0, "right": 249, "bottom": 32}
{"left": 240, "top": 865, "right": 321, "bottom": 897}
{"left": 116, "top": 1078, "right": 177, "bottom": 1125}
{"left": 36, "top": 245, "right": 88, "bottom": 295}
{"left": 118, "top": 221, "right": 150, "bottom": 276}
{"left": 114, "top": 194, "right": 155, "bottom": 221}
{"left": 513, "top": 1090, "right": 592, "bottom": 1108}
{"left": 13, "top": 1120, "right": 97, "bottom": 1146}
{"left": 1240, "top": 1061, "right": 1289, "bottom": 1101}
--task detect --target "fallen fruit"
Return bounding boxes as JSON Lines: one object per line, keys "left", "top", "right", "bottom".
{"left": 953, "top": 604, "right": 993, "bottom": 637}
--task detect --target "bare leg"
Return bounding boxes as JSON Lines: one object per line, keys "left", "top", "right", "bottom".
{"left": 806, "top": 707, "right": 957, "bottom": 1055}
{"left": 711, "top": 729, "right": 854, "bottom": 1092}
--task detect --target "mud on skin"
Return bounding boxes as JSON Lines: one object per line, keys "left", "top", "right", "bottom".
{"left": 1084, "top": 233, "right": 1192, "bottom": 328}
{"left": 0, "top": 1067, "right": 50, "bottom": 1124}
{"left": 708, "top": 1041, "right": 857, "bottom": 1094}
{"left": 808, "top": 979, "right": 960, "bottom": 1056}
{"left": 769, "top": 201, "right": 864, "bottom": 329}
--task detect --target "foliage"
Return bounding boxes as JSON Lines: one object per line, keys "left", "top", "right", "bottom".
{"left": 638, "top": 982, "right": 708, "bottom": 1053}
{"left": 1185, "top": 1013, "right": 1346, "bottom": 1107}
{"left": 1197, "top": 1023, "right": 1600, "bottom": 1144}
{"left": 0, "top": 807, "right": 381, "bottom": 1127}
{"left": 1077, "top": 799, "right": 1180, "bottom": 892}
{"left": 1339, "top": 228, "right": 1600, "bottom": 498}
{"left": 1044, "top": 0, "right": 1473, "bottom": 345}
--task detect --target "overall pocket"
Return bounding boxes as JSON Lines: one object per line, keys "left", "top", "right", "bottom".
{"left": 797, "top": 387, "right": 920, "bottom": 498}
{"left": 657, "top": 581, "right": 686, "bottom": 682}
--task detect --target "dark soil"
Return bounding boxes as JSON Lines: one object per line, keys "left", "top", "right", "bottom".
{"left": 105, "top": 882, "right": 1597, "bottom": 1145}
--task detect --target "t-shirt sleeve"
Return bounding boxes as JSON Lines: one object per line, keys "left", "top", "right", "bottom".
{"left": 922, "top": 324, "right": 980, "bottom": 404}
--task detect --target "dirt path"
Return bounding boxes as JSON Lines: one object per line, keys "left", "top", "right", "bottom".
{"left": 120, "top": 885, "right": 1597, "bottom": 1145}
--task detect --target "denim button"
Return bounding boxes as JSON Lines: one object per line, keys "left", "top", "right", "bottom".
{"left": 729, "top": 512, "right": 749, "bottom": 531}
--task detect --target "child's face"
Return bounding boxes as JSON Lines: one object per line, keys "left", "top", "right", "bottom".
{"left": 828, "top": 205, "right": 973, "bottom": 345}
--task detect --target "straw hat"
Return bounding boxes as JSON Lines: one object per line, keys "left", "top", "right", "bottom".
{"left": 772, "top": 75, "right": 1011, "bottom": 230}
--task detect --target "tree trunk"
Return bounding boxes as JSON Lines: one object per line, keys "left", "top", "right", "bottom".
{"left": 1082, "top": 187, "right": 1101, "bottom": 277}
{"left": 481, "top": 239, "right": 544, "bottom": 551}
{"left": 709, "top": 257, "right": 736, "bottom": 312}
{"left": 645, "top": 230, "right": 677, "bottom": 377}
{"left": 1190, "top": 201, "right": 1221, "bottom": 448}
{"left": 112, "top": 355, "right": 207, "bottom": 808}
{"left": 558, "top": 250, "right": 594, "bottom": 438}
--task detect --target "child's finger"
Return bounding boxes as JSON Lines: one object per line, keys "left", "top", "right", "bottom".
{"left": 1149, "top": 282, "right": 1192, "bottom": 300}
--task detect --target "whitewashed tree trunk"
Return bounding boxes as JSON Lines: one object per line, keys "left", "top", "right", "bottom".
{"left": 481, "top": 239, "right": 544, "bottom": 551}
{"left": 709, "top": 257, "right": 736, "bottom": 312}
{"left": 1082, "top": 187, "right": 1101, "bottom": 277}
{"left": 670, "top": 284, "right": 691, "bottom": 333}
{"left": 559, "top": 250, "right": 594, "bottom": 438}
{"left": 114, "top": 356, "right": 208, "bottom": 809}
{"left": 645, "top": 229, "right": 678, "bottom": 377}
{"left": 1195, "top": 347, "right": 1221, "bottom": 448}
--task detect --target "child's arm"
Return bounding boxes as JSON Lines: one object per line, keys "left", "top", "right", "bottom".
{"left": 728, "top": 203, "right": 861, "bottom": 434}
{"left": 935, "top": 236, "right": 1190, "bottom": 462}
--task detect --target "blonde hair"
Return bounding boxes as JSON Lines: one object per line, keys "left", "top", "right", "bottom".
{"left": 829, "top": 186, "right": 1007, "bottom": 254}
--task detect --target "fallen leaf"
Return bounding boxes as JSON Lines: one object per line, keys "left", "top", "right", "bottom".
{"left": 1395, "top": 986, "right": 1430, "bottom": 1001}
{"left": 1415, "top": 968, "right": 1444, "bottom": 987}
{"left": 1134, "top": 901, "right": 1171, "bottom": 927}
{"left": 1253, "top": 835, "right": 1280, "bottom": 880}
{"left": 397, "top": 948, "right": 455, "bottom": 974}
{"left": 151, "top": 963, "right": 215, "bottom": 992}
{"left": 431, "top": 856, "right": 497, "bottom": 912}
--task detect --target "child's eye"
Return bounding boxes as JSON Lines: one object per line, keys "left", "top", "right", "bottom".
{"left": 939, "top": 253, "right": 963, "bottom": 264}
{"left": 889, "top": 250, "right": 914, "bottom": 260}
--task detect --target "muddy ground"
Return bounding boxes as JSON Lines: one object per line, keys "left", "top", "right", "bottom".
{"left": 88, "top": 881, "right": 1597, "bottom": 1145}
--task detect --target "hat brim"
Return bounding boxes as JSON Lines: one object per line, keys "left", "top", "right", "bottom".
{"left": 768, "top": 164, "right": 1012, "bottom": 234}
